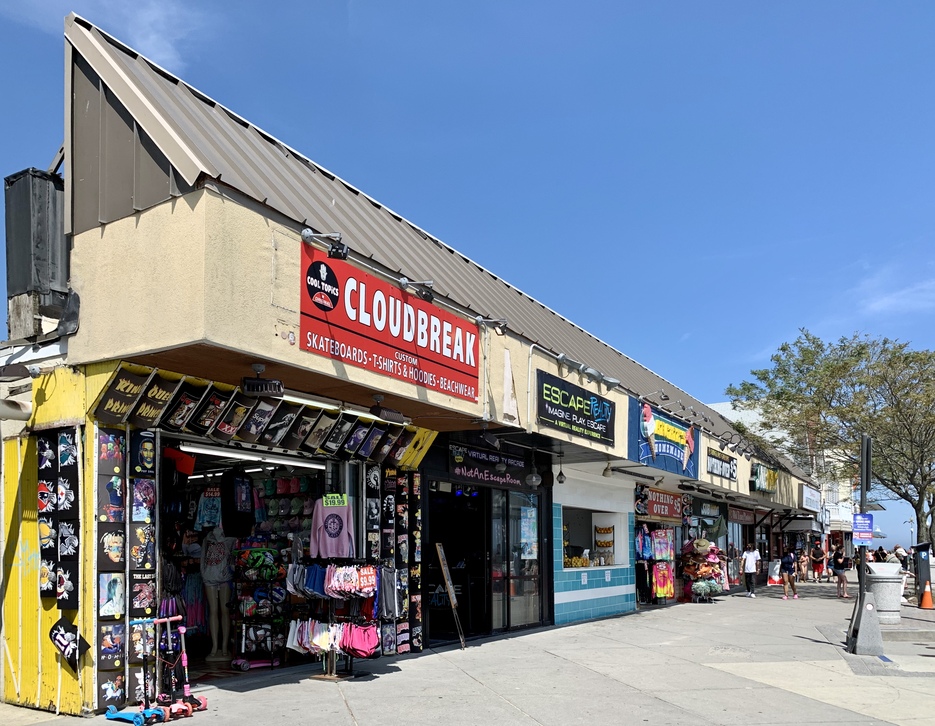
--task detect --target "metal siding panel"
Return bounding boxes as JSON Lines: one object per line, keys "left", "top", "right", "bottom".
{"left": 71, "top": 53, "right": 103, "bottom": 236}
{"left": 100, "top": 86, "right": 137, "bottom": 223}
{"left": 134, "top": 125, "right": 173, "bottom": 211}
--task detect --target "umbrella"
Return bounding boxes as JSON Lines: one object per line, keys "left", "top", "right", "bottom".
{"left": 872, "top": 527, "right": 887, "bottom": 539}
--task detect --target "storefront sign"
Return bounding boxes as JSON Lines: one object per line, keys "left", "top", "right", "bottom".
{"left": 801, "top": 485, "right": 821, "bottom": 513}
{"left": 628, "top": 400, "right": 698, "bottom": 477}
{"left": 706, "top": 448, "right": 737, "bottom": 480}
{"left": 92, "top": 364, "right": 155, "bottom": 425}
{"left": 448, "top": 445, "right": 526, "bottom": 487}
{"left": 750, "top": 463, "right": 778, "bottom": 493}
{"left": 300, "top": 247, "right": 479, "bottom": 402}
{"left": 728, "top": 506, "right": 755, "bottom": 525}
{"left": 634, "top": 485, "right": 682, "bottom": 523}
{"left": 698, "top": 500, "right": 722, "bottom": 518}
{"left": 535, "top": 370, "right": 615, "bottom": 446}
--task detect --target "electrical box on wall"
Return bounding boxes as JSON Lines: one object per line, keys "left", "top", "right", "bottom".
{"left": 4, "top": 167, "right": 68, "bottom": 337}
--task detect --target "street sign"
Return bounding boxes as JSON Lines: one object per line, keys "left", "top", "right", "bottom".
{"left": 853, "top": 513, "right": 874, "bottom": 541}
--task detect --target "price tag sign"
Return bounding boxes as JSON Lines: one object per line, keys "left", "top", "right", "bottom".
{"left": 322, "top": 493, "right": 347, "bottom": 507}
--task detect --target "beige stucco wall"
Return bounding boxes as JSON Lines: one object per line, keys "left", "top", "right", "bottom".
{"left": 68, "top": 192, "right": 208, "bottom": 359}
{"left": 66, "top": 187, "right": 635, "bottom": 455}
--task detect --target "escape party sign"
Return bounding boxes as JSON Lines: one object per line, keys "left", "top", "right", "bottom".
{"left": 300, "top": 246, "right": 479, "bottom": 401}
{"left": 627, "top": 399, "right": 699, "bottom": 477}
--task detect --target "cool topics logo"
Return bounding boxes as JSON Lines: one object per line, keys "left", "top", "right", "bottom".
{"left": 306, "top": 261, "right": 340, "bottom": 311}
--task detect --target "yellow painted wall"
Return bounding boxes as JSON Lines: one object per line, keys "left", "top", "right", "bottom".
{"left": 1, "top": 362, "right": 118, "bottom": 714}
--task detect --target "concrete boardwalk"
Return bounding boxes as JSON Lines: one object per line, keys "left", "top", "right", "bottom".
{"left": 4, "top": 581, "right": 934, "bottom": 726}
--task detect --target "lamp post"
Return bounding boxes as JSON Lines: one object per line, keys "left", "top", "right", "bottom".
{"left": 904, "top": 518, "right": 915, "bottom": 546}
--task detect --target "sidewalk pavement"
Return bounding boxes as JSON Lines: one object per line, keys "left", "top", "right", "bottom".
{"left": 2, "top": 579, "right": 934, "bottom": 726}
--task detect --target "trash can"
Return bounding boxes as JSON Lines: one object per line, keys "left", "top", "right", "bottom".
{"left": 913, "top": 542, "right": 931, "bottom": 603}
{"left": 866, "top": 562, "right": 904, "bottom": 624}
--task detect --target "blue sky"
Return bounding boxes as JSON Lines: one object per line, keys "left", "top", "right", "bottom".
{"left": 1, "top": 3, "right": 931, "bottom": 544}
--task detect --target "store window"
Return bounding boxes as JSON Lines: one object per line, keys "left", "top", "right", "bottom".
{"left": 561, "top": 506, "right": 623, "bottom": 568}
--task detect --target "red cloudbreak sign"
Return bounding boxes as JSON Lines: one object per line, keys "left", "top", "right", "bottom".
{"left": 300, "top": 247, "right": 479, "bottom": 401}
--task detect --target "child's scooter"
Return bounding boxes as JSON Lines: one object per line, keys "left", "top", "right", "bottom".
{"left": 105, "top": 618, "right": 169, "bottom": 725}
{"left": 154, "top": 615, "right": 192, "bottom": 718}
{"left": 176, "top": 625, "right": 208, "bottom": 711}
{"left": 230, "top": 656, "right": 281, "bottom": 672}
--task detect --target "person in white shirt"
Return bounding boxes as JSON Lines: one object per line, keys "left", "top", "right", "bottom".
{"left": 740, "top": 543, "right": 761, "bottom": 598}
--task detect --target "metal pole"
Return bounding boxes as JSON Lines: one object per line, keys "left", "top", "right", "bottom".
{"left": 858, "top": 435, "right": 870, "bottom": 596}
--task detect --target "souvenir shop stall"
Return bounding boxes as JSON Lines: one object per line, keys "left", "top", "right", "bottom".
{"left": 679, "top": 538, "right": 728, "bottom": 602}
{"left": 86, "top": 363, "right": 436, "bottom": 708}
{"left": 633, "top": 484, "right": 682, "bottom": 607}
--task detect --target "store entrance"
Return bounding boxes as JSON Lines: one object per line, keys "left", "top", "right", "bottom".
{"left": 425, "top": 484, "right": 490, "bottom": 643}
{"left": 425, "top": 483, "right": 543, "bottom": 645}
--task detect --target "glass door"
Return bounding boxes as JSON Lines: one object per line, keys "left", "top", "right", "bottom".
{"left": 491, "top": 489, "right": 542, "bottom": 630}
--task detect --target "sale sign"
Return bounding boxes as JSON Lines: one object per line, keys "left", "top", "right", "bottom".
{"left": 300, "top": 247, "right": 479, "bottom": 401}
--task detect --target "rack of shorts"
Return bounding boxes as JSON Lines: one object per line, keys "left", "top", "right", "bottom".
{"left": 285, "top": 559, "right": 383, "bottom": 677}
{"left": 634, "top": 523, "right": 676, "bottom": 605}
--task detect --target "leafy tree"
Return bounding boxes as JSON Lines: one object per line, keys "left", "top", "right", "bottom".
{"left": 725, "top": 329, "right": 935, "bottom": 546}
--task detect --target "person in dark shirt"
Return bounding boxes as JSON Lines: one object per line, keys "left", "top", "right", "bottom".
{"left": 780, "top": 547, "right": 799, "bottom": 600}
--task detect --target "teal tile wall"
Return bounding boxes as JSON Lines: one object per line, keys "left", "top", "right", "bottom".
{"left": 552, "top": 505, "right": 637, "bottom": 624}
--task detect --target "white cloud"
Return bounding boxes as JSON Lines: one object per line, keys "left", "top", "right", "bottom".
{"left": 861, "top": 278, "right": 935, "bottom": 315}
{"left": 854, "top": 266, "right": 935, "bottom": 316}
{"left": 0, "top": 0, "right": 206, "bottom": 72}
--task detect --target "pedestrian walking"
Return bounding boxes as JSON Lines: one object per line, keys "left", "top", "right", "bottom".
{"left": 741, "top": 543, "right": 761, "bottom": 598}
{"left": 810, "top": 541, "right": 826, "bottom": 583}
{"left": 796, "top": 549, "right": 809, "bottom": 583}
{"left": 780, "top": 547, "right": 799, "bottom": 600}
{"left": 832, "top": 545, "right": 849, "bottom": 598}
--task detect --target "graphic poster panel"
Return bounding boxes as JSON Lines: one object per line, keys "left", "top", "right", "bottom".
{"left": 130, "top": 571, "right": 157, "bottom": 617}
{"left": 98, "top": 671, "right": 127, "bottom": 708}
{"left": 98, "top": 474, "right": 126, "bottom": 522}
{"left": 99, "top": 573, "right": 126, "bottom": 618}
{"left": 56, "top": 562, "right": 79, "bottom": 610}
{"left": 129, "top": 523, "right": 156, "bottom": 570}
{"left": 97, "top": 429, "right": 127, "bottom": 477}
{"left": 98, "top": 622, "right": 127, "bottom": 670}
{"left": 98, "top": 524, "right": 126, "bottom": 571}
{"left": 49, "top": 617, "right": 90, "bottom": 673}
{"left": 129, "top": 430, "right": 156, "bottom": 477}
{"left": 131, "top": 479, "right": 156, "bottom": 523}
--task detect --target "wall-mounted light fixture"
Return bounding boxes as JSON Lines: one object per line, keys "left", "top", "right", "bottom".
{"left": 178, "top": 442, "right": 326, "bottom": 470}
{"left": 640, "top": 389, "right": 670, "bottom": 402}
{"left": 678, "top": 481, "right": 696, "bottom": 491}
{"left": 556, "top": 450, "right": 566, "bottom": 485}
{"left": 556, "top": 353, "right": 586, "bottom": 374}
{"left": 398, "top": 277, "right": 435, "bottom": 302}
{"left": 526, "top": 450, "right": 542, "bottom": 488}
{"left": 475, "top": 316, "right": 508, "bottom": 335}
{"left": 300, "top": 228, "right": 348, "bottom": 259}
{"left": 602, "top": 461, "right": 614, "bottom": 478}
{"left": 480, "top": 423, "right": 500, "bottom": 450}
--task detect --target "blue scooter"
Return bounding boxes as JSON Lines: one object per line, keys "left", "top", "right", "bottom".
{"left": 104, "top": 618, "right": 170, "bottom": 725}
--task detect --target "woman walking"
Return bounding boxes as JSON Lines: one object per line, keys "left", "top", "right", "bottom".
{"left": 780, "top": 547, "right": 799, "bottom": 600}
{"left": 832, "top": 545, "right": 849, "bottom": 598}
{"left": 797, "top": 550, "right": 809, "bottom": 582}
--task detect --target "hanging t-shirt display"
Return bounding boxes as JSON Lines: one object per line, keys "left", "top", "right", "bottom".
{"left": 220, "top": 469, "right": 255, "bottom": 538}
{"left": 194, "top": 487, "right": 222, "bottom": 531}
{"left": 651, "top": 529, "right": 674, "bottom": 561}
{"left": 652, "top": 561, "right": 675, "bottom": 599}
{"left": 308, "top": 495, "right": 356, "bottom": 559}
